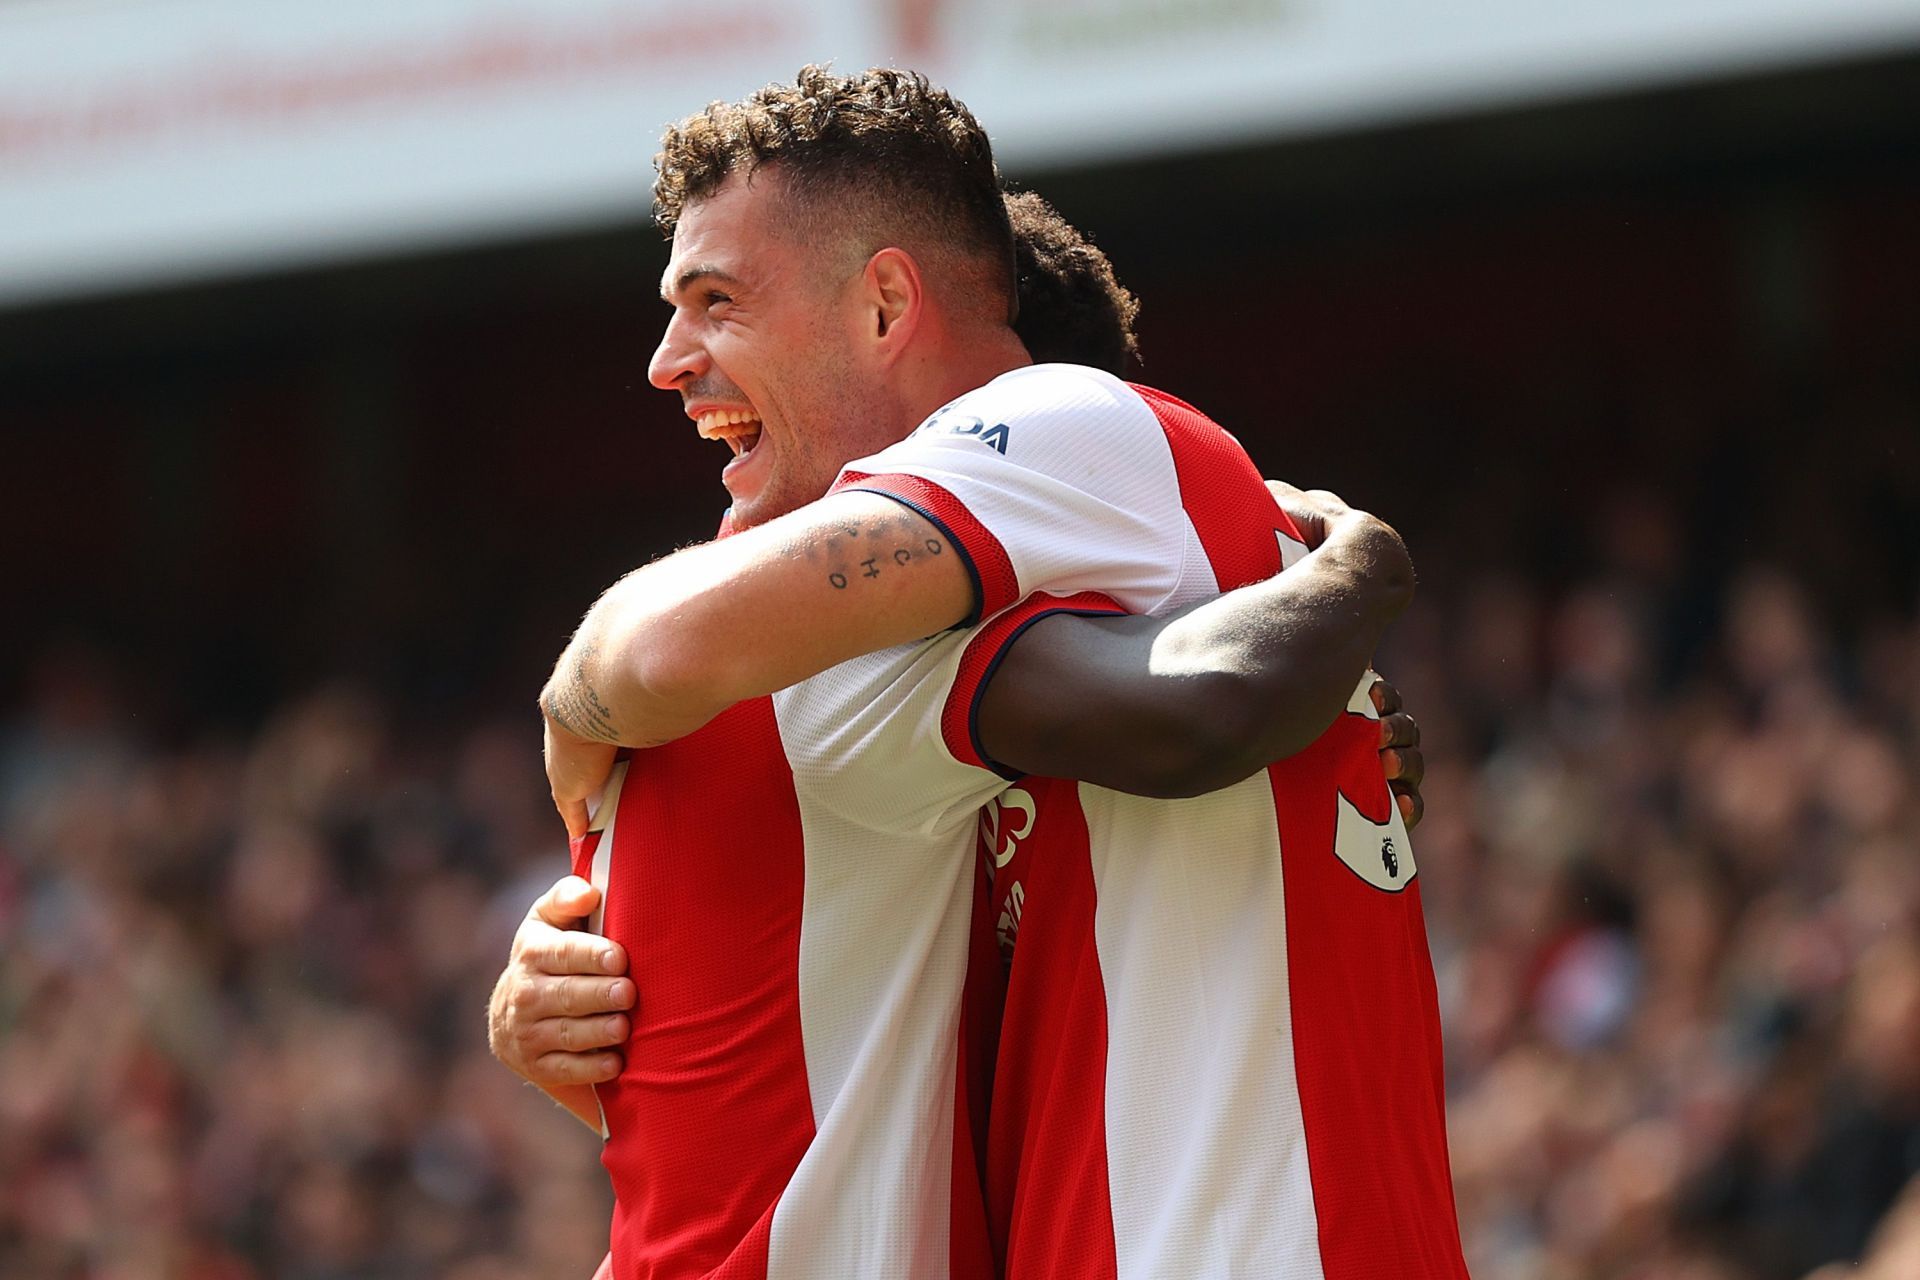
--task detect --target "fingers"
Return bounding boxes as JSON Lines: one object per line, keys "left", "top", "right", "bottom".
{"left": 512, "top": 1004, "right": 632, "bottom": 1087}
{"left": 1369, "top": 674, "right": 1402, "bottom": 717}
{"left": 1370, "top": 678, "right": 1424, "bottom": 830}
{"left": 543, "top": 718, "right": 618, "bottom": 838}
{"left": 558, "top": 797, "right": 591, "bottom": 839}
{"left": 1383, "top": 739, "right": 1424, "bottom": 829}
{"left": 519, "top": 1010, "right": 631, "bottom": 1059}
{"left": 524, "top": 927, "right": 628, "bottom": 980}
{"left": 513, "top": 971, "right": 635, "bottom": 1017}
{"left": 1382, "top": 744, "right": 1425, "bottom": 790}
{"left": 529, "top": 1048, "right": 625, "bottom": 1087}
{"left": 492, "top": 873, "right": 637, "bottom": 1088}
{"left": 1391, "top": 785, "right": 1425, "bottom": 831}
{"left": 1377, "top": 710, "right": 1420, "bottom": 750}
{"left": 532, "top": 875, "right": 601, "bottom": 928}
{"left": 1302, "top": 487, "right": 1351, "bottom": 513}
{"left": 1264, "top": 479, "right": 1331, "bottom": 549}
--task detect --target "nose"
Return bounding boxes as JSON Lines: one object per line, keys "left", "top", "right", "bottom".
{"left": 648, "top": 309, "right": 707, "bottom": 391}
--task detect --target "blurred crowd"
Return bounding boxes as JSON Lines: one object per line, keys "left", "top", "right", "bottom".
{"left": 0, "top": 670, "right": 612, "bottom": 1279}
{"left": 1395, "top": 557, "right": 1920, "bottom": 1279}
{"left": 3, "top": 427, "right": 1918, "bottom": 1280}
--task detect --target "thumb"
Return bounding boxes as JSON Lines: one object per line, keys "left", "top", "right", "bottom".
{"left": 534, "top": 874, "right": 601, "bottom": 927}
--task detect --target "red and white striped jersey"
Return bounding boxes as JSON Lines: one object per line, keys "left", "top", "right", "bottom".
{"left": 568, "top": 364, "right": 1283, "bottom": 1279}
{"left": 968, "top": 387, "right": 1471, "bottom": 1277}
{"left": 570, "top": 697, "right": 999, "bottom": 1280}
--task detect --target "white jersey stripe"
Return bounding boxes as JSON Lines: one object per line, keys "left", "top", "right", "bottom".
{"left": 582, "top": 760, "right": 628, "bottom": 1143}
{"left": 583, "top": 760, "right": 628, "bottom": 936}
{"left": 1083, "top": 776, "right": 1327, "bottom": 1280}
{"left": 764, "top": 653, "right": 991, "bottom": 1276}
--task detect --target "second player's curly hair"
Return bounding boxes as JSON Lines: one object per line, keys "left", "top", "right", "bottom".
{"left": 654, "top": 65, "right": 1016, "bottom": 316}
{"left": 1006, "top": 191, "right": 1142, "bottom": 375}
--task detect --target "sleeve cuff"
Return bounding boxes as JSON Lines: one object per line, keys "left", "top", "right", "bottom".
{"left": 940, "top": 591, "right": 1127, "bottom": 779}
{"left": 832, "top": 471, "right": 1019, "bottom": 626}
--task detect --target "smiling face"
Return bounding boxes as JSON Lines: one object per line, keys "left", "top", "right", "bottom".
{"left": 648, "top": 170, "right": 909, "bottom": 530}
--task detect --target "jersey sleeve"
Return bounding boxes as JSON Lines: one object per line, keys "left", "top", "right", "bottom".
{"left": 939, "top": 590, "right": 1127, "bottom": 780}
{"left": 772, "top": 588, "right": 1124, "bottom": 838}
{"left": 828, "top": 365, "right": 1190, "bottom": 624}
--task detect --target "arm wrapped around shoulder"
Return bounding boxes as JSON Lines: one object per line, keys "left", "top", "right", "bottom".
{"left": 977, "top": 507, "right": 1413, "bottom": 798}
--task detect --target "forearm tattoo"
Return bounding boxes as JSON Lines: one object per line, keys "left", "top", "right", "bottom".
{"left": 816, "top": 510, "right": 945, "bottom": 592}
{"left": 544, "top": 644, "right": 624, "bottom": 744}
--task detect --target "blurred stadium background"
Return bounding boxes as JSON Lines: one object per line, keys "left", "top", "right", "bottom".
{"left": 4, "top": 1, "right": 1920, "bottom": 1277}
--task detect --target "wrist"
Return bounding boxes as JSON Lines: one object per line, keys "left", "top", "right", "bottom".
{"left": 541, "top": 647, "right": 626, "bottom": 747}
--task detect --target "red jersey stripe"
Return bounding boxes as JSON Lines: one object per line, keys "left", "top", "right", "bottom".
{"left": 1140, "top": 385, "right": 1469, "bottom": 1278}
{"left": 939, "top": 591, "right": 1127, "bottom": 776}
{"left": 595, "top": 698, "right": 815, "bottom": 1280}
{"left": 1267, "top": 728, "right": 1469, "bottom": 1279}
{"left": 986, "top": 778, "right": 1120, "bottom": 1280}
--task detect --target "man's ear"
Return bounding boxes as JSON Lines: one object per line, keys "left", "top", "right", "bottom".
{"left": 862, "top": 247, "right": 924, "bottom": 357}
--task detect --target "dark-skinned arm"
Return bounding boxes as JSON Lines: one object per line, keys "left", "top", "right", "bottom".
{"left": 976, "top": 484, "right": 1414, "bottom": 800}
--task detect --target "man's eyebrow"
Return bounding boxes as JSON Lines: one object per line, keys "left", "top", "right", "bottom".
{"left": 660, "top": 265, "right": 743, "bottom": 302}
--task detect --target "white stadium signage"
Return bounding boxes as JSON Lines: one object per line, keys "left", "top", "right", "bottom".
{"left": 1, "top": 0, "right": 1917, "bottom": 304}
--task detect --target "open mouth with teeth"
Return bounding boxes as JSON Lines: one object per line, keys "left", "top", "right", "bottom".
{"left": 696, "top": 408, "right": 764, "bottom": 458}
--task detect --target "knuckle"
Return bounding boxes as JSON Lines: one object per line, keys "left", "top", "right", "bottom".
{"left": 560, "top": 936, "right": 595, "bottom": 974}
{"left": 544, "top": 939, "right": 579, "bottom": 974}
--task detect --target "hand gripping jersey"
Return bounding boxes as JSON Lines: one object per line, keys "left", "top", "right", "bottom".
{"left": 569, "top": 363, "right": 1285, "bottom": 1280}
{"left": 970, "top": 425, "right": 1471, "bottom": 1271}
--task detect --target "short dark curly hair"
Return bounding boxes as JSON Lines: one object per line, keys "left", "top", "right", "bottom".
{"left": 1006, "top": 191, "right": 1141, "bottom": 375}
{"left": 654, "top": 65, "right": 1017, "bottom": 318}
